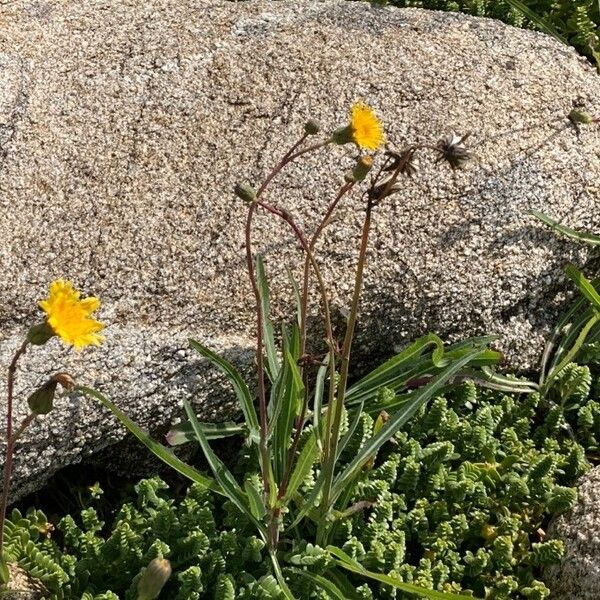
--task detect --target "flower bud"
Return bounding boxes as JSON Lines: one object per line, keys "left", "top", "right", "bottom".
{"left": 352, "top": 156, "right": 373, "bottom": 182}
{"left": 569, "top": 108, "right": 594, "bottom": 125}
{"left": 234, "top": 183, "right": 256, "bottom": 203}
{"left": 27, "top": 380, "right": 58, "bottom": 415}
{"left": 27, "top": 372, "right": 76, "bottom": 416}
{"left": 26, "top": 322, "right": 55, "bottom": 346}
{"left": 304, "top": 119, "right": 320, "bottom": 135}
{"left": 137, "top": 558, "right": 172, "bottom": 600}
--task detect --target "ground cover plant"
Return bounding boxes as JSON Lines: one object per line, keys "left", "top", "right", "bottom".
{"left": 2, "top": 359, "right": 599, "bottom": 598}
{"left": 375, "top": 0, "right": 600, "bottom": 65}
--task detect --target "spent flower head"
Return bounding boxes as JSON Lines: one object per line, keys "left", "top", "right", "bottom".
{"left": 38, "top": 280, "right": 104, "bottom": 349}
{"left": 436, "top": 132, "right": 471, "bottom": 169}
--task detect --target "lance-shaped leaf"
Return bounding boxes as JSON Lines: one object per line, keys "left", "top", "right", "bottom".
{"left": 332, "top": 347, "right": 489, "bottom": 504}
{"left": 78, "top": 386, "right": 219, "bottom": 493}
{"left": 531, "top": 210, "right": 600, "bottom": 246}
{"left": 183, "top": 400, "right": 267, "bottom": 539}
{"left": 257, "top": 254, "right": 280, "bottom": 383}
{"left": 189, "top": 339, "right": 260, "bottom": 445}
{"left": 328, "top": 546, "right": 481, "bottom": 600}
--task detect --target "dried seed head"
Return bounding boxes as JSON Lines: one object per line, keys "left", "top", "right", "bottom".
{"left": 369, "top": 174, "right": 403, "bottom": 202}
{"left": 51, "top": 372, "right": 76, "bottom": 392}
{"left": 384, "top": 148, "right": 419, "bottom": 177}
{"left": 436, "top": 132, "right": 471, "bottom": 169}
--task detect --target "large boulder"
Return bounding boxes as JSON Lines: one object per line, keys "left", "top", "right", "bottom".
{"left": 0, "top": 0, "right": 599, "bottom": 498}
{"left": 545, "top": 466, "right": 600, "bottom": 599}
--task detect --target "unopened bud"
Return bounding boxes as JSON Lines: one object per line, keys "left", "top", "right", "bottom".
{"left": 26, "top": 322, "right": 55, "bottom": 346}
{"left": 27, "top": 372, "right": 75, "bottom": 416}
{"left": 352, "top": 156, "right": 373, "bottom": 182}
{"left": 27, "top": 380, "right": 58, "bottom": 415}
{"left": 234, "top": 183, "right": 256, "bottom": 203}
{"left": 137, "top": 558, "right": 172, "bottom": 600}
{"left": 569, "top": 108, "right": 595, "bottom": 125}
{"left": 304, "top": 119, "right": 320, "bottom": 135}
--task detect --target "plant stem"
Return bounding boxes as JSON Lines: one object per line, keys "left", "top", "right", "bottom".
{"left": 0, "top": 339, "right": 29, "bottom": 555}
{"left": 320, "top": 199, "right": 374, "bottom": 518}
{"left": 245, "top": 135, "right": 309, "bottom": 501}
{"left": 279, "top": 181, "right": 355, "bottom": 495}
{"left": 244, "top": 135, "right": 331, "bottom": 531}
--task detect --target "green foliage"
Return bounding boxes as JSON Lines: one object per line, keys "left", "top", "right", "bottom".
{"left": 10, "top": 366, "right": 599, "bottom": 599}
{"left": 378, "top": 0, "right": 600, "bottom": 63}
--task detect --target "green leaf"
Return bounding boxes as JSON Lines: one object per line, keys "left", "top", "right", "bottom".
{"left": 336, "top": 400, "right": 365, "bottom": 460}
{"left": 542, "top": 313, "right": 600, "bottom": 395}
{"left": 345, "top": 335, "right": 499, "bottom": 407}
{"left": 291, "top": 568, "right": 361, "bottom": 600}
{"left": 272, "top": 329, "right": 304, "bottom": 483}
{"left": 565, "top": 265, "right": 600, "bottom": 311}
{"left": 245, "top": 479, "right": 267, "bottom": 520}
{"left": 0, "top": 553, "right": 9, "bottom": 585}
{"left": 189, "top": 339, "right": 260, "bottom": 444}
{"left": 183, "top": 400, "right": 267, "bottom": 539}
{"left": 332, "top": 347, "right": 490, "bottom": 504}
{"left": 531, "top": 210, "right": 600, "bottom": 247}
{"left": 347, "top": 334, "right": 446, "bottom": 402}
{"left": 542, "top": 281, "right": 600, "bottom": 381}
{"left": 328, "top": 546, "right": 480, "bottom": 600}
{"left": 311, "top": 352, "right": 331, "bottom": 453}
{"left": 166, "top": 420, "right": 246, "bottom": 446}
{"left": 77, "top": 386, "right": 219, "bottom": 493}
{"left": 458, "top": 367, "right": 537, "bottom": 394}
{"left": 281, "top": 431, "right": 318, "bottom": 505}
{"left": 287, "top": 469, "right": 327, "bottom": 530}
{"left": 269, "top": 551, "right": 295, "bottom": 600}
{"left": 257, "top": 255, "right": 280, "bottom": 383}
{"left": 504, "top": 1, "right": 567, "bottom": 44}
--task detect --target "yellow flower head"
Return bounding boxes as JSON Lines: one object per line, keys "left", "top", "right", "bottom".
{"left": 350, "top": 102, "right": 384, "bottom": 150}
{"left": 39, "top": 280, "right": 104, "bottom": 349}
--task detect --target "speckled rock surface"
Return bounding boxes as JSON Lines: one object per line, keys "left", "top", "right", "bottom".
{"left": 0, "top": 0, "right": 599, "bottom": 498}
{"left": 545, "top": 466, "right": 600, "bottom": 599}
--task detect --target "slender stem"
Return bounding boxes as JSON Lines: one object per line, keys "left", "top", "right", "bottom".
{"left": 300, "top": 181, "right": 355, "bottom": 356}
{"left": 0, "top": 340, "right": 29, "bottom": 555}
{"left": 255, "top": 200, "right": 336, "bottom": 359}
{"left": 320, "top": 199, "right": 374, "bottom": 516}
{"left": 280, "top": 181, "right": 355, "bottom": 494}
{"left": 244, "top": 134, "right": 332, "bottom": 551}
{"left": 245, "top": 203, "right": 271, "bottom": 500}
{"left": 245, "top": 134, "right": 310, "bottom": 500}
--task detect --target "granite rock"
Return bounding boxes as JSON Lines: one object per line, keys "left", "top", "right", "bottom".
{"left": 0, "top": 0, "right": 599, "bottom": 497}
{"left": 545, "top": 466, "right": 600, "bottom": 599}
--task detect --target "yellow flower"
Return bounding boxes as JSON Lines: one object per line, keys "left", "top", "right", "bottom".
{"left": 350, "top": 102, "right": 384, "bottom": 150}
{"left": 39, "top": 280, "right": 104, "bottom": 349}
